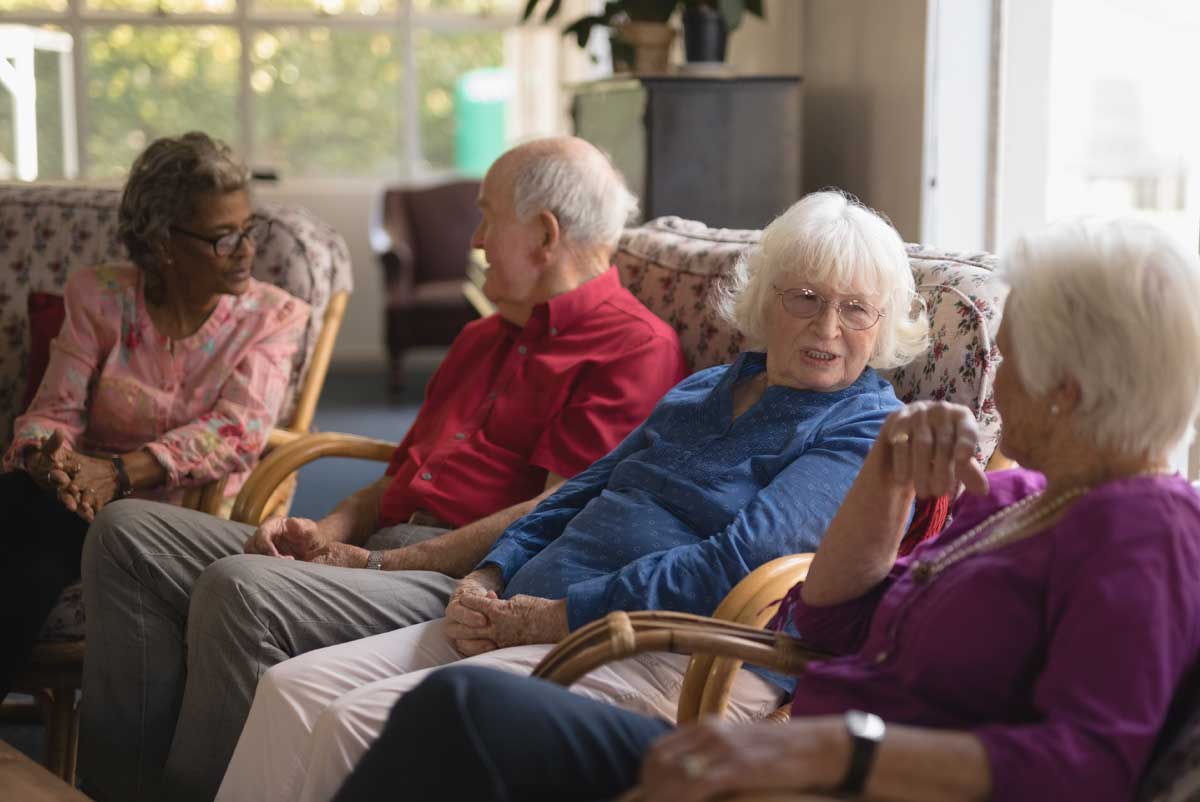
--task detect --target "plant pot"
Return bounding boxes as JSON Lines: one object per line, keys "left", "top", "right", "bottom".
{"left": 682, "top": 4, "right": 727, "bottom": 63}
{"left": 617, "top": 21, "right": 676, "bottom": 74}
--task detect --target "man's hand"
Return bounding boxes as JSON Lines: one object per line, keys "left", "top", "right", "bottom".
{"left": 243, "top": 516, "right": 370, "bottom": 567}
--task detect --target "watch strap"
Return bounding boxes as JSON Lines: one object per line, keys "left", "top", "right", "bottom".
{"left": 111, "top": 455, "right": 133, "bottom": 499}
{"left": 837, "top": 710, "right": 885, "bottom": 796}
{"left": 365, "top": 550, "right": 385, "bottom": 570}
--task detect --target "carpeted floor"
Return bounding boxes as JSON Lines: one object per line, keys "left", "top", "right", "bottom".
{"left": 1, "top": 355, "right": 439, "bottom": 769}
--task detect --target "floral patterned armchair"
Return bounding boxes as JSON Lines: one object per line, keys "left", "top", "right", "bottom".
{"left": 0, "top": 182, "right": 354, "bottom": 780}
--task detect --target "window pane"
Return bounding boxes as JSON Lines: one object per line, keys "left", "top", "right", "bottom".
{"left": 0, "top": 0, "right": 66, "bottom": 11}
{"left": 85, "top": 25, "right": 238, "bottom": 178}
{"left": 412, "top": 0, "right": 519, "bottom": 13}
{"left": 415, "top": 29, "right": 505, "bottom": 171}
{"left": 86, "top": 0, "right": 235, "bottom": 12}
{"left": 0, "top": 26, "right": 71, "bottom": 180}
{"left": 1047, "top": 0, "right": 1200, "bottom": 248}
{"left": 252, "top": 0, "right": 398, "bottom": 17}
{"left": 251, "top": 27, "right": 403, "bottom": 177}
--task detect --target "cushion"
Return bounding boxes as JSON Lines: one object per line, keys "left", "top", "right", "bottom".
{"left": 23, "top": 291, "right": 65, "bottom": 411}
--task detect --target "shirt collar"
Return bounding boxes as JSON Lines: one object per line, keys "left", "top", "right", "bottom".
{"left": 541, "top": 266, "right": 622, "bottom": 335}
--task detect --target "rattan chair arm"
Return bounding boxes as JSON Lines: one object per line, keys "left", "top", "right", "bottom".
{"left": 230, "top": 432, "right": 398, "bottom": 524}
{"left": 532, "top": 611, "right": 826, "bottom": 689}
{"left": 679, "top": 554, "right": 813, "bottom": 723}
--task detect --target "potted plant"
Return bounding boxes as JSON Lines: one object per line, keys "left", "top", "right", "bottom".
{"left": 681, "top": 0, "right": 765, "bottom": 64}
{"left": 522, "top": 0, "right": 765, "bottom": 72}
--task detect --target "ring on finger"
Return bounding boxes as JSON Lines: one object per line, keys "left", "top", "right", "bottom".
{"left": 680, "top": 754, "right": 708, "bottom": 780}
{"left": 889, "top": 431, "right": 911, "bottom": 446}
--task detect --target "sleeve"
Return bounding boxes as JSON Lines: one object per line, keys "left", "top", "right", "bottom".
{"left": 974, "top": 505, "right": 1200, "bottom": 802}
{"left": 783, "top": 567, "right": 901, "bottom": 655}
{"left": 479, "top": 419, "right": 653, "bottom": 583}
{"left": 3, "top": 270, "right": 108, "bottom": 471}
{"left": 529, "top": 332, "right": 687, "bottom": 479}
{"left": 142, "top": 298, "right": 309, "bottom": 487}
{"left": 563, "top": 398, "right": 893, "bottom": 631}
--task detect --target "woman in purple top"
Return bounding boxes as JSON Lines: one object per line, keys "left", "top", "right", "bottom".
{"left": 327, "top": 215, "right": 1200, "bottom": 802}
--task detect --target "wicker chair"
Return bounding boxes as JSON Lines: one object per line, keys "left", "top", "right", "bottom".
{"left": 0, "top": 183, "right": 354, "bottom": 781}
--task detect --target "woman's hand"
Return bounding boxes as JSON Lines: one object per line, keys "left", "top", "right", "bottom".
{"left": 639, "top": 716, "right": 848, "bottom": 802}
{"left": 23, "top": 429, "right": 75, "bottom": 494}
{"left": 444, "top": 568, "right": 507, "bottom": 656}
{"left": 879, "top": 401, "right": 989, "bottom": 499}
{"left": 55, "top": 449, "right": 120, "bottom": 522}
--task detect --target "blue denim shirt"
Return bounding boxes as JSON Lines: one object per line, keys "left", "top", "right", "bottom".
{"left": 482, "top": 351, "right": 902, "bottom": 641}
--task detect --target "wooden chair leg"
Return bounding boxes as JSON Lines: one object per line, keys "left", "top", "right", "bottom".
{"left": 33, "top": 687, "right": 77, "bottom": 782}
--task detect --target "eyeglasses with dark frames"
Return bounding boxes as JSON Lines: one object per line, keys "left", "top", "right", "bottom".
{"left": 771, "top": 285, "right": 885, "bottom": 331}
{"left": 171, "top": 217, "right": 271, "bottom": 258}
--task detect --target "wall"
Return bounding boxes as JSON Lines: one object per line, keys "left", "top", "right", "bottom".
{"left": 800, "top": 0, "right": 929, "bottom": 241}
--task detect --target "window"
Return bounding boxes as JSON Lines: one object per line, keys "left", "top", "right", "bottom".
{"left": 0, "top": 0, "right": 524, "bottom": 179}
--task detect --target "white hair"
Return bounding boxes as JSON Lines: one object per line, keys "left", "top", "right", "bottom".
{"left": 715, "top": 189, "right": 929, "bottom": 370}
{"left": 1001, "top": 217, "right": 1200, "bottom": 458}
{"left": 511, "top": 147, "right": 639, "bottom": 250}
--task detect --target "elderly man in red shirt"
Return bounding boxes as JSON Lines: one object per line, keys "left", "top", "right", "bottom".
{"left": 77, "top": 136, "right": 687, "bottom": 802}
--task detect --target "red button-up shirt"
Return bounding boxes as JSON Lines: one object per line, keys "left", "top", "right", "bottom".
{"left": 378, "top": 267, "right": 687, "bottom": 529}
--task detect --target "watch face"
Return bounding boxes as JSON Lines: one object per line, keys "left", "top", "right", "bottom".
{"left": 847, "top": 710, "right": 886, "bottom": 740}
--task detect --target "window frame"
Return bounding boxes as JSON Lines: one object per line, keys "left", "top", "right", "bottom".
{"left": 1, "top": 0, "right": 518, "bottom": 178}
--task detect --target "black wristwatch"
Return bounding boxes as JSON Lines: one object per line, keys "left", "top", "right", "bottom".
{"left": 110, "top": 455, "right": 133, "bottom": 498}
{"left": 836, "top": 709, "right": 886, "bottom": 796}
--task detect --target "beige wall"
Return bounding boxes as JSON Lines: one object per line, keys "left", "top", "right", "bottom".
{"left": 801, "top": 0, "right": 929, "bottom": 240}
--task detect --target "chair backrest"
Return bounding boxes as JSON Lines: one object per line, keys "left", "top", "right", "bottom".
{"left": 615, "top": 216, "right": 1008, "bottom": 467}
{"left": 0, "top": 183, "right": 354, "bottom": 450}
{"left": 378, "top": 181, "right": 481, "bottom": 287}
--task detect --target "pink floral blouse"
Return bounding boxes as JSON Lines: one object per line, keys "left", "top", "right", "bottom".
{"left": 3, "top": 264, "right": 310, "bottom": 503}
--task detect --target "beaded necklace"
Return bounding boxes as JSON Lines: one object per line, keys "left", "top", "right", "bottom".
{"left": 911, "top": 468, "right": 1175, "bottom": 584}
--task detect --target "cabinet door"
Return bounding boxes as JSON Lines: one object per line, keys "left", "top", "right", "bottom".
{"left": 571, "top": 84, "right": 648, "bottom": 217}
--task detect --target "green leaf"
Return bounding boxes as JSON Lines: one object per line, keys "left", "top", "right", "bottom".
{"left": 717, "top": 0, "right": 743, "bottom": 30}
{"left": 745, "top": 0, "right": 764, "bottom": 16}
{"left": 564, "top": 15, "right": 608, "bottom": 48}
{"left": 542, "top": 0, "right": 563, "bottom": 23}
{"left": 521, "top": 0, "right": 540, "bottom": 22}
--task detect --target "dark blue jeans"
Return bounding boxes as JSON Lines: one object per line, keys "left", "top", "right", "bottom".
{"left": 331, "top": 665, "right": 674, "bottom": 802}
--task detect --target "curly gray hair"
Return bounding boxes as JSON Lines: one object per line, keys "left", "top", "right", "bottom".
{"left": 118, "top": 131, "right": 249, "bottom": 298}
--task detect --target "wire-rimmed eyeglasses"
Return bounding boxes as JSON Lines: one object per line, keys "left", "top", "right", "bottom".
{"left": 771, "top": 285, "right": 885, "bottom": 331}
{"left": 171, "top": 217, "right": 271, "bottom": 258}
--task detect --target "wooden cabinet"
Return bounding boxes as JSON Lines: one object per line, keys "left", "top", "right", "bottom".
{"left": 572, "top": 75, "right": 802, "bottom": 230}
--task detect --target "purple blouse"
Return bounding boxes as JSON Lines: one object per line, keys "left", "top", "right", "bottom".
{"left": 785, "top": 469, "right": 1200, "bottom": 802}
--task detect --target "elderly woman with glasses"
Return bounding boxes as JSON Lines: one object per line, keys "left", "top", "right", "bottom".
{"left": 213, "top": 189, "right": 929, "bottom": 802}
{"left": 333, "top": 216, "right": 1200, "bottom": 802}
{"left": 0, "top": 131, "right": 309, "bottom": 702}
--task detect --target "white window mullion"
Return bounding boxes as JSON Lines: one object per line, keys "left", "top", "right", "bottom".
{"left": 69, "top": 0, "right": 88, "bottom": 177}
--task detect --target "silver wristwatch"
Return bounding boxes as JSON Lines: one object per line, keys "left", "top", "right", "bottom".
{"left": 365, "top": 550, "right": 385, "bottom": 570}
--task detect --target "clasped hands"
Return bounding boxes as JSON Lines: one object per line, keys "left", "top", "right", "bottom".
{"left": 25, "top": 429, "right": 120, "bottom": 522}
{"left": 444, "top": 566, "right": 568, "bottom": 657}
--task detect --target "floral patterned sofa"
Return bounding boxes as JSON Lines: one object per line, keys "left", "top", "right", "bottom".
{"left": 614, "top": 216, "right": 1006, "bottom": 468}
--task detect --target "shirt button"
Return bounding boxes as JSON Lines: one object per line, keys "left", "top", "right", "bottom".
{"left": 549, "top": 327, "right": 558, "bottom": 336}
{"left": 420, "top": 472, "right": 433, "bottom": 481}
{"left": 874, "top": 650, "right": 889, "bottom": 664}
{"left": 518, "top": 345, "right": 528, "bottom": 355}
{"left": 454, "top": 432, "right": 465, "bottom": 440}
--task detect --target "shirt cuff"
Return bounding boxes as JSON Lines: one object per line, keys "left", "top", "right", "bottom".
{"left": 565, "top": 575, "right": 610, "bottom": 631}
{"left": 474, "top": 538, "right": 532, "bottom": 584}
